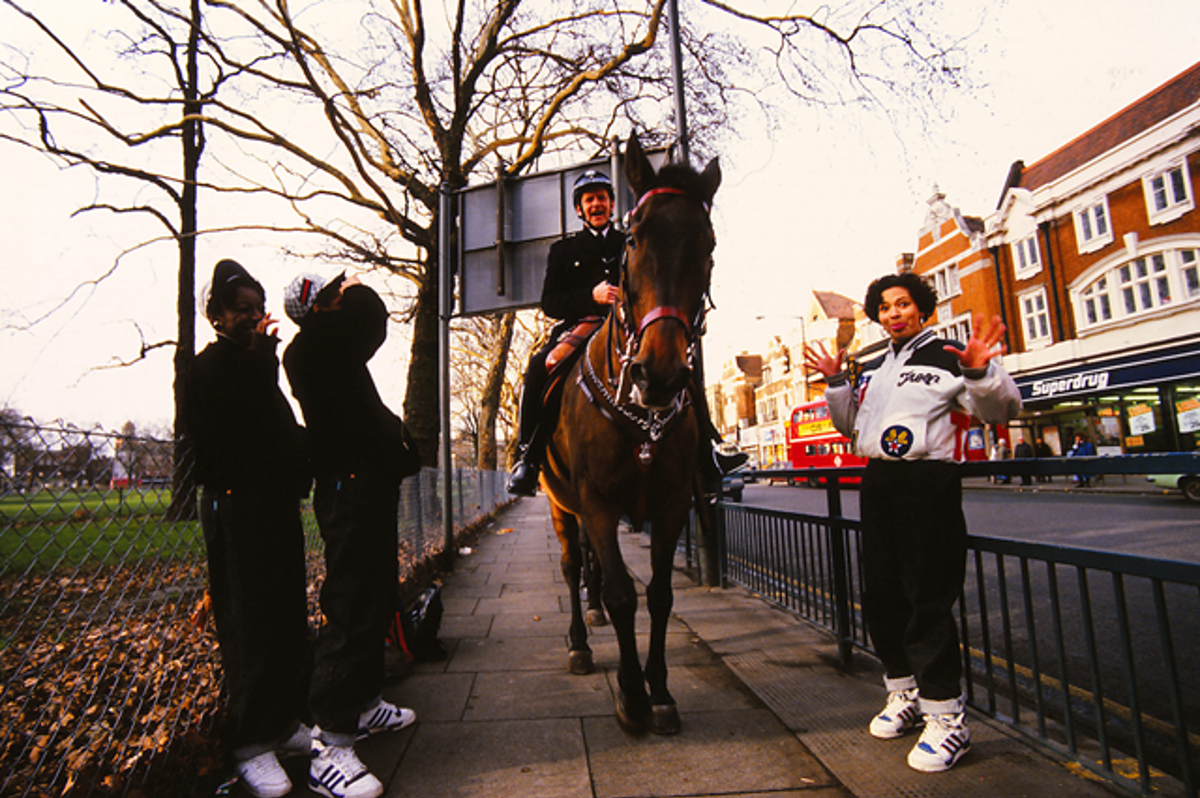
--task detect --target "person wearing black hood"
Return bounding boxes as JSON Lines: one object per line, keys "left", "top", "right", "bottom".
{"left": 183, "top": 259, "right": 312, "bottom": 798}
{"left": 282, "top": 271, "right": 417, "bottom": 798}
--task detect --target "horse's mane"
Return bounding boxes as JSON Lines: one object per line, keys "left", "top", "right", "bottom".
{"left": 650, "top": 161, "right": 709, "bottom": 198}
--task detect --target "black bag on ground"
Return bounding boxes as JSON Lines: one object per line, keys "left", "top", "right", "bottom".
{"left": 385, "top": 582, "right": 446, "bottom": 662}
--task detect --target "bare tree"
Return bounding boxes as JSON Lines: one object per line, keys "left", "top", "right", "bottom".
{"left": 3, "top": 0, "right": 976, "bottom": 466}
{"left": 1, "top": 0, "right": 209, "bottom": 518}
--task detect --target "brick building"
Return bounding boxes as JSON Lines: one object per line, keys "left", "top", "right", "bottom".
{"left": 906, "top": 60, "right": 1200, "bottom": 457}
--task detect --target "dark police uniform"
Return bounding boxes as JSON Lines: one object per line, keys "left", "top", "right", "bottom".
{"left": 513, "top": 225, "right": 625, "bottom": 455}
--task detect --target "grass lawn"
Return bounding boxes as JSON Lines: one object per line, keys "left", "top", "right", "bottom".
{"left": 0, "top": 488, "right": 204, "bottom": 573}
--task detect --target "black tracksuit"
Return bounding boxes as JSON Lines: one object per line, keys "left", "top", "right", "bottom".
{"left": 184, "top": 334, "right": 310, "bottom": 756}
{"left": 283, "top": 284, "right": 407, "bottom": 742}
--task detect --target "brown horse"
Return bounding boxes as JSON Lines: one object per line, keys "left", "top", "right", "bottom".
{"left": 540, "top": 133, "right": 720, "bottom": 735}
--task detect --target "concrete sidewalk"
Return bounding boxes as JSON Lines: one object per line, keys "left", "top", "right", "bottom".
{"left": 278, "top": 494, "right": 1125, "bottom": 798}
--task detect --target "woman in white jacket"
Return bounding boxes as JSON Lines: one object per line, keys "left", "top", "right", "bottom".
{"left": 804, "top": 271, "right": 1021, "bottom": 774}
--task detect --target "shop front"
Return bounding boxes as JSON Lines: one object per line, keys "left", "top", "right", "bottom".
{"left": 1012, "top": 337, "right": 1200, "bottom": 456}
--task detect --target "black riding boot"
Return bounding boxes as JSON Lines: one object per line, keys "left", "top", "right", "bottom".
{"left": 508, "top": 367, "right": 547, "bottom": 496}
{"left": 690, "top": 376, "right": 749, "bottom": 494}
{"left": 506, "top": 442, "right": 543, "bottom": 497}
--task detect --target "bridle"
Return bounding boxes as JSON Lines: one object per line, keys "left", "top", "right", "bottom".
{"left": 578, "top": 183, "right": 714, "bottom": 460}
{"left": 615, "top": 186, "right": 713, "bottom": 363}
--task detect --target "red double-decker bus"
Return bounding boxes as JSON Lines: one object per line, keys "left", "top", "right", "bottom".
{"left": 786, "top": 397, "right": 866, "bottom": 485}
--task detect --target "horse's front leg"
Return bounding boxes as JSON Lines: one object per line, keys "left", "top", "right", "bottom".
{"left": 550, "top": 504, "right": 593, "bottom": 674}
{"left": 587, "top": 509, "right": 650, "bottom": 733}
{"left": 644, "top": 516, "right": 686, "bottom": 735}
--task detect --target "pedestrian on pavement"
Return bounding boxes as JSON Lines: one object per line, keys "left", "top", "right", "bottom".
{"left": 1035, "top": 437, "right": 1054, "bottom": 482}
{"left": 804, "top": 271, "right": 1021, "bottom": 773}
{"left": 990, "top": 437, "right": 1011, "bottom": 484}
{"left": 1013, "top": 437, "right": 1034, "bottom": 485}
{"left": 1068, "top": 433, "right": 1096, "bottom": 487}
{"left": 284, "top": 271, "right": 420, "bottom": 798}
{"left": 505, "top": 169, "right": 744, "bottom": 498}
{"left": 184, "top": 259, "right": 313, "bottom": 798}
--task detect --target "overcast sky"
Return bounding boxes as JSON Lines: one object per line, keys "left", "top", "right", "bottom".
{"left": 3, "top": 0, "right": 1200, "bottom": 432}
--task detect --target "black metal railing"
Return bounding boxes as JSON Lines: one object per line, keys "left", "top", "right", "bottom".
{"left": 714, "top": 452, "right": 1200, "bottom": 798}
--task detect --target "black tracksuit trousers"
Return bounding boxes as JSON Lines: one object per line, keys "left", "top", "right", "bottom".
{"left": 201, "top": 486, "right": 309, "bottom": 756}
{"left": 307, "top": 473, "right": 400, "bottom": 740}
{"left": 859, "top": 459, "right": 967, "bottom": 702}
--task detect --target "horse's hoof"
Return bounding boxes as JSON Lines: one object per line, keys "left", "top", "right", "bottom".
{"left": 586, "top": 608, "right": 607, "bottom": 627}
{"left": 568, "top": 649, "right": 594, "bottom": 675}
{"left": 650, "top": 703, "right": 681, "bottom": 735}
{"left": 615, "top": 692, "right": 649, "bottom": 735}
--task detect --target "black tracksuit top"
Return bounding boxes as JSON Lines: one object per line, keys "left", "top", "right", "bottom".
{"left": 283, "top": 284, "right": 408, "bottom": 480}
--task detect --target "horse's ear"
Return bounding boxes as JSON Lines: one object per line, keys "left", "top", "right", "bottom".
{"left": 698, "top": 156, "right": 721, "bottom": 205}
{"left": 624, "top": 132, "right": 656, "bottom": 197}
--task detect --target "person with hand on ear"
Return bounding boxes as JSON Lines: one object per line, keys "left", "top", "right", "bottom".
{"left": 804, "top": 271, "right": 1021, "bottom": 774}
{"left": 283, "top": 270, "right": 418, "bottom": 798}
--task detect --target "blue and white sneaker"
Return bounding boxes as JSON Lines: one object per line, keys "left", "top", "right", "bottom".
{"left": 907, "top": 711, "right": 970, "bottom": 772}
{"left": 356, "top": 699, "right": 416, "bottom": 741}
{"left": 309, "top": 738, "right": 383, "bottom": 798}
{"left": 869, "top": 687, "right": 921, "bottom": 739}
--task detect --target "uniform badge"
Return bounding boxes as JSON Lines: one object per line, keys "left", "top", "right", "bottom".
{"left": 880, "top": 425, "right": 913, "bottom": 458}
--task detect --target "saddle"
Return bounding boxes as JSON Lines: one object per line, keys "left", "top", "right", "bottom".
{"left": 538, "top": 316, "right": 604, "bottom": 415}
{"left": 546, "top": 316, "right": 604, "bottom": 375}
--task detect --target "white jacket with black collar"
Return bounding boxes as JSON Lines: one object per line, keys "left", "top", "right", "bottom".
{"left": 824, "top": 329, "right": 1022, "bottom": 462}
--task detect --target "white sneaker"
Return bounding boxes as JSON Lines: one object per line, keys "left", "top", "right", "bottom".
{"left": 309, "top": 739, "right": 383, "bottom": 798}
{"left": 868, "top": 687, "right": 922, "bottom": 739}
{"left": 356, "top": 699, "right": 416, "bottom": 740}
{"left": 278, "top": 722, "right": 314, "bottom": 758}
{"left": 907, "top": 712, "right": 971, "bottom": 772}
{"left": 235, "top": 751, "right": 292, "bottom": 798}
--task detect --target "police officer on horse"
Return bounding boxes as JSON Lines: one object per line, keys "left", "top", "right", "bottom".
{"left": 507, "top": 169, "right": 746, "bottom": 497}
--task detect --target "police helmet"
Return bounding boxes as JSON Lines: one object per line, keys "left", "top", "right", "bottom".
{"left": 572, "top": 170, "right": 614, "bottom": 208}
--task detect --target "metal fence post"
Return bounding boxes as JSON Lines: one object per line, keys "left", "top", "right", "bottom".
{"left": 825, "top": 475, "right": 854, "bottom": 666}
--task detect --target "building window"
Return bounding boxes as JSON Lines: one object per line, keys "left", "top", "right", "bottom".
{"left": 928, "top": 263, "right": 960, "bottom": 300}
{"left": 1012, "top": 235, "right": 1041, "bottom": 278}
{"left": 1118, "top": 254, "right": 1172, "bottom": 314}
{"left": 935, "top": 313, "right": 972, "bottom": 345}
{"left": 1074, "top": 246, "right": 1200, "bottom": 330}
{"left": 1074, "top": 197, "right": 1113, "bottom": 254}
{"left": 1144, "top": 162, "right": 1194, "bottom": 225}
{"left": 1182, "top": 249, "right": 1200, "bottom": 299}
{"left": 1019, "top": 288, "right": 1052, "bottom": 347}
{"left": 1080, "top": 276, "right": 1113, "bottom": 326}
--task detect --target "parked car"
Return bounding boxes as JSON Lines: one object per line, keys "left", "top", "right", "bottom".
{"left": 1145, "top": 473, "right": 1200, "bottom": 503}
{"left": 720, "top": 470, "right": 745, "bottom": 503}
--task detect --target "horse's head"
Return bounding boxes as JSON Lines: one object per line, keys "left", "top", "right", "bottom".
{"left": 620, "top": 133, "right": 721, "bottom": 410}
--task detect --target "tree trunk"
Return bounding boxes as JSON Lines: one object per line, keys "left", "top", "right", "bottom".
{"left": 476, "top": 312, "right": 514, "bottom": 470}
{"left": 403, "top": 257, "right": 441, "bottom": 468}
{"left": 166, "top": 0, "right": 202, "bottom": 522}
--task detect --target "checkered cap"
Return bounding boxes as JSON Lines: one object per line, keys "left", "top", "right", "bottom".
{"left": 284, "top": 272, "right": 332, "bottom": 323}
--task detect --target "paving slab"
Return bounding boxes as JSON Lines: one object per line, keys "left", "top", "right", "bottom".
{"left": 336, "top": 495, "right": 1134, "bottom": 798}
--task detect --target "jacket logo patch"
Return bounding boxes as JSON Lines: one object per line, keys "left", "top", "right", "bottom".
{"left": 880, "top": 425, "right": 914, "bottom": 458}
{"left": 898, "top": 371, "right": 940, "bottom": 387}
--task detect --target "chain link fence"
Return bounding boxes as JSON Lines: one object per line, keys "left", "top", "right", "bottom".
{"left": 0, "top": 419, "right": 511, "bottom": 797}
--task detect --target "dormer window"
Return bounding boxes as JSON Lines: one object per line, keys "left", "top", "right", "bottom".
{"left": 1074, "top": 197, "right": 1112, "bottom": 254}
{"left": 1144, "top": 162, "right": 1193, "bottom": 225}
{"left": 1012, "top": 234, "right": 1041, "bottom": 278}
